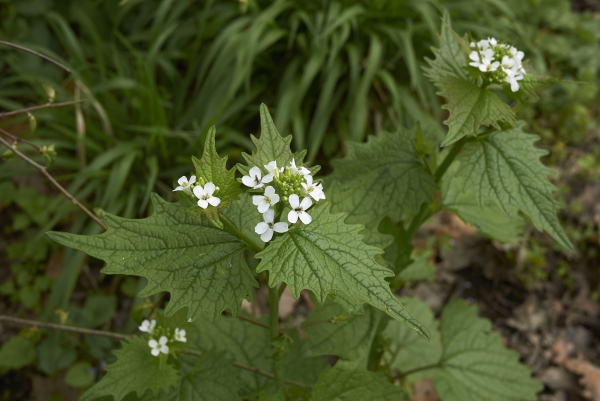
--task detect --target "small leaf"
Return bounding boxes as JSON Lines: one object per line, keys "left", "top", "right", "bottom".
{"left": 312, "top": 362, "right": 407, "bottom": 401}
{"left": 42, "top": 84, "right": 55, "bottom": 103}
{"left": 65, "top": 361, "right": 95, "bottom": 388}
{"left": 80, "top": 336, "right": 179, "bottom": 401}
{"left": 0, "top": 336, "right": 36, "bottom": 370}
{"left": 47, "top": 194, "right": 258, "bottom": 322}
{"left": 437, "top": 76, "right": 516, "bottom": 147}
{"left": 255, "top": 203, "right": 430, "bottom": 340}
{"left": 27, "top": 112, "right": 37, "bottom": 133}
{"left": 453, "top": 124, "right": 573, "bottom": 251}
{"left": 192, "top": 126, "right": 242, "bottom": 209}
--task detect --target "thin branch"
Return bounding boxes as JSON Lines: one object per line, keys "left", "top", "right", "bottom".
{"left": 0, "top": 315, "right": 129, "bottom": 340}
{"left": 398, "top": 363, "right": 439, "bottom": 378}
{"left": 0, "top": 127, "right": 41, "bottom": 151}
{"left": 0, "top": 100, "right": 87, "bottom": 119}
{"left": 222, "top": 310, "right": 270, "bottom": 330}
{"left": 281, "top": 318, "right": 331, "bottom": 331}
{"left": 0, "top": 41, "right": 72, "bottom": 73}
{"left": 0, "top": 315, "right": 310, "bottom": 389}
{"left": 0, "top": 135, "right": 107, "bottom": 230}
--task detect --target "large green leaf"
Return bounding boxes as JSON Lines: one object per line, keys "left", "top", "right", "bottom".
{"left": 192, "top": 126, "right": 242, "bottom": 207}
{"left": 327, "top": 127, "right": 436, "bottom": 224}
{"left": 80, "top": 337, "right": 179, "bottom": 401}
{"left": 437, "top": 77, "right": 516, "bottom": 147}
{"left": 312, "top": 362, "right": 407, "bottom": 401}
{"left": 423, "top": 11, "right": 467, "bottom": 86}
{"left": 47, "top": 194, "right": 258, "bottom": 322}
{"left": 255, "top": 203, "right": 430, "bottom": 340}
{"left": 453, "top": 124, "right": 573, "bottom": 251}
{"left": 432, "top": 300, "right": 542, "bottom": 401}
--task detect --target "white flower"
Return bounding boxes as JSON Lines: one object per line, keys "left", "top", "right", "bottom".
{"left": 470, "top": 39, "right": 490, "bottom": 51}
{"left": 288, "top": 194, "right": 312, "bottom": 225}
{"left": 301, "top": 175, "right": 325, "bottom": 202}
{"left": 505, "top": 71, "right": 524, "bottom": 92}
{"left": 174, "top": 328, "right": 187, "bottom": 343}
{"left": 139, "top": 319, "right": 156, "bottom": 333}
{"left": 193, "top": 182, "right": 221, "bottom": 209}
{"left": 509, "top": 46, "right": 525, "bottom": 62}
{"left": 264, "top": 161, "right": 283, "bottom": 178}
{"left": 242, "top": 166, "right": 273, "bottom": 189}
{"left": 487, "top": 37, "right": 498, "bottom": 47}
{"left": 173, "top": 176, "right": 196, "bottom": 192}
{"left": 289, "top": 158, "right": 310, "bottom": 176}
{"left": 500, "top": 55, "right": 515, "bottom": 73}
{"left": 469, "top": 49, "right": 499, "bottom": 72}
{"left": 148, "top": 336, "right": 169, "bottom": 356}
{"left": 252, "top": 186, "right": 280, "bottom": 213}
{"left": 254, "top": 209, "right": 288, "bottom": 242}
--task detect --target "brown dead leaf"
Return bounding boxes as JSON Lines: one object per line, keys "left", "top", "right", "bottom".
{"left": 411, "top": 378, "right": 439, "bottom": 401}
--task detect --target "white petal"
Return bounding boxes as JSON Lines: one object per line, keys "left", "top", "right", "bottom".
{"left": 159, "top": 336, "right": 168, "bottom": 345}
{"left": 255, "top": 222, "right": 270, "bottom": 235}
{"left": 249, "top": 166, "right": 262, "bottom": 179}
{"left": 160, "top": 344, "right": 169, "bottom": 354}
{"left": 469, "top": 51, "right": 479, "bottom": 62}
{"left": 252, "top": 195, "right": 263, "bottom": 206}
{"left": 263, "top": 209, "right": 275, "bottom": 224}
{"left": 173, "top": 186, "right": 184, "bottom": 192}
{"left": 189, "top": 176, "right": 196, "bottom": 185}
{"left": 242, "top": 175, "right": 255, "bottom": 187}
{"left": 207, "top": 196, "right": 221, "bottom": 207}
{"left": 299, "top": 197, "right": 313, "bottom": 210}
{"left": 273, "top": 222, "right": 288, "bottom": 233}
{"left": 262, "top": 174, "right": 274, "bottom": 183}
{"left": 204, "top": 182, "right": 216, "bottom": 196}
{"left": 469, "top": 61, "right": 480, "bottom": 68}
{"left": 270, "top": 193, "right": 280, "bottom": 204}
{"left": 511, "top": 80, "right": 519, "bottom": 92}
{"left": 264, "top": 186, "right": 276, "bottom": 197}
{"left": 288, "top": 210, "right": 299, "bottom": 224}
{"left": 193, "top": 186, "right": 205, "bottom": 198}
{"left": 298, "top": 211, "right": 312, "bottom": 225}
{"left": 151, "top": 348, "right": 160, "bottom": 356}
{"left": 258, "top": 201, "right": 270, "bottom": 213}
{"left": 299, "top": 167, "right": 310, "bottom": 175}
{"left": 148, "top": 339, "right": 158, "bottom": 348}
{"left": 252, "top": 183, "right": 265, "bottom": 189}
{"left": 178, "top": 176, "right": 187, "bottom": 186}
{"left": 479, "top": 64, "right": 487, "bottom": 72}
{"left": 304, "top": 175, "right": 313, "bottom": 186}
{"left": 289, "top": 194, "right": 300, "bottom": 208}
{"left": 260, "top": 229, "right": 274, "bottom": 242}
{"left": 150, "top": 320, "right": 156, "bottom": 329}
{"left": 179, "top": 329, "right": 186, "bottom": 336}
{"left": 197, "top": 199, "right": 209, "bottom": 209}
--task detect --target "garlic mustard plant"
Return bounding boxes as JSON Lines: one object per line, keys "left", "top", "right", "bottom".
{"left": 48, "top": 13, "right": 571, "bottom": 401}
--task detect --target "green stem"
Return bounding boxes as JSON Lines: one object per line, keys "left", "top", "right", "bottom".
{"left": 406, "top": 137, "right": 468, "bottom": 241}
{"left": 398, "top": 363, "right": 440, "bottom": 378}
{"left": 219, "top": 212, "right": 263, "bottom": 253}
{"left": 268, "top": 285, "right": 284, "bottom": 390}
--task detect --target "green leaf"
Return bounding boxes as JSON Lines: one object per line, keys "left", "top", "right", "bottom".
{"left": 38, "top": 331, "right": 76, "bottom": 375}
{"left": 442, "top": 168, "right": 525, "bottom": 242}
{"left": 139, "top": 353, "right": 242, "bottom": 401}
{"left": 80, "top": 336, "right": 179, "bottom": 401}
{"left": 255, "top": 203, "right": 430, "bottom": 340}
{"left": 453, "top": 124, "right": 573, "bottom": 251}
{"left": 437, "top": 77, "right": 516, "bottom": 147}
{"left": 423, "top": 11, "right": 467, "bottom": 86}
{"left": 65, "top": 361, "right": 95, "bottom": 388}
{"left": 219, "top": 193, "right": 264, "bottom": 252}
{"left": 312, "top": 362, "right": 407, "bottom": 401}
{"left": 47, "top": 194, "right": 258, "bottom": 322}
{"left": 328, "top": 128, "right": 436, "bottom": 224}
{"left": 0, "top": 336, "right": 36, "bottom": 370}
{"left": 192, "top": 126, "right": 242, "bottom": 209}
{"left": 396, "top": 253, "right": 436, "bottom": 283}
{"left": 238, "top": 104, "right": 317, "bottom": 176}
{"left": 385, "top": 297, "right": 441, "bottom": 381}
{"left": 432, "top": 300, "right": 542, "bottom": 401}
{"left": 301, "top": 302, "right": 384, "bottom": 366}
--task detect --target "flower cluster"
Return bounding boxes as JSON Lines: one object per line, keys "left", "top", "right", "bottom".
{"left": 173, "top": 175, "right": 220, "bottom": 209}
{"left": 468, "top": 37, "right": 526, "bottom": 92}
{"left": 138, "top": 319, "right": 187, "bottom": 357}
{"left": 242, "top": 159, "right": 325, "bottom": 242}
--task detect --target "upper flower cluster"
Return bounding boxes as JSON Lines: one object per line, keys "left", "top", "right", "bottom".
{"left": 468, "top": 37, "right": 526, "bottom": 92}
{"left": 242, "top": 159, "right": 325, "bottom": 242}
{"left": 138, "top": 319, "right": 186, "bottom": 357}
{"left": 173, "top": 175, "right": 220, "bottom": 209}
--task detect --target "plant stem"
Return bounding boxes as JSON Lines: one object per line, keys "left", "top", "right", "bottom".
{"left": 219, "top": 212, "right": 263, "bottom": 253}
{"left": 398, "top": 363, "right": 439, "bottom": 378}
{"left": 0, "top": 128, "right": 41, "bottom": 150}
{"left": 0, "top": 135, "right": 107, "bottom": 230}
{"left": 0, "top": 100, "right": 86, "bottom": 118}
{"left": 222, "top": 310, "right": 269, "bottom": 330}
{"left": 0, "top": 314, "right": 310, "bottom": 388}
{"left": 406, "top": 137, "right": 468, "bottom": 240}
{"left": 0, "top": 41, "right": 72, "bottom": 73}
{"left": 268, "top": 285, "right": 284, "bottom": 390}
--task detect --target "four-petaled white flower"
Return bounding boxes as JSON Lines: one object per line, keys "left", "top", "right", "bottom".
{"left": 288, "top": 194, "right": 312, "bottom": 225}
{"left": 255, "top": 209, "right": 288, "bottom": 242}
{"left": 242, "top": 166, "right": 273, "bottom": 189}
{"left": 193, "top": 182, "right": 221, "bottom": 209}
{"left": 148, "top": 336, "right": 169, "bottom": 356}
{"left": 173, "top": 176, "right": 196, "bottom": 192}
{"left": 505, "top": 71, "right": 524, "bottom": 92}
{"left": 302, "top": 175, "right": 325, "bottom": 202}
{"left": 139, "top": 319, "right": 156, "bottom": 333}
{"left": 289, "top": 158, "right": 310, "bottom": 176}
{"left": 264, "top": 161, "right": 283, "bottom": 178}
{"left": 174, "top": 328, "right": 187, "bottom": 343}
{"left": 253, "top": 186, "right": 280, "bottom": 213}
{"left": 468, "top": 49, "right": 498, "bottom": 72}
